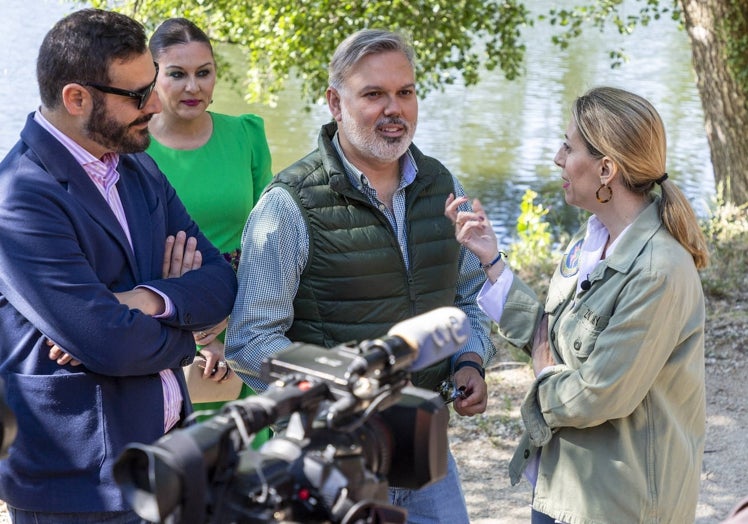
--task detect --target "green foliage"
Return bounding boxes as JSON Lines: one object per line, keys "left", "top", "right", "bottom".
{"left": 507, "top": 189, "right": 551, "bottom": 270}
{"left": 541, "top": 0, "right": 681, "bottom": 68}
{"left": 82, "top": 0, "right": 748, "bottom": 108}
{"left": 504, "top": 182, "right": 748, "bottom": 301}
{"left": 540, "top": 0, "right": 746, "bottom": 100}
{"left": 89, "top": 0, "right": 531, "bottom": 106}
{"left": 506, "top": 189, "right": 558, "bottom": 295}
{"left": 490, "top": 189, "right": 558, "bottom": 363}
{"left": 700, "top": 182, "right": 748, "bottom": 298}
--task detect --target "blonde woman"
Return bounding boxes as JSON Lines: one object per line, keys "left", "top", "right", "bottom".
{"left": 447, "top": 86, "right": 708, "bottom": 523}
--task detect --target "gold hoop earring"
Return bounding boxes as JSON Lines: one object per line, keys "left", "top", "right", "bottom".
{"left": 596, "top": 184, "right": 612, "bottom": 203}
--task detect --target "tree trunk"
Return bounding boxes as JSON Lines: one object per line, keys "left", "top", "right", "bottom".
{"left": 681, "top": 0, "right": 748, "bottom": 205}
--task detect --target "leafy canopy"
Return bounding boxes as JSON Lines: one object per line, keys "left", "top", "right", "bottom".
{"left": 86, "top": 0, "right": 745, "bottom": 107}
{"left": 542, "top": 0, "right": 681, "bottom": 67}
{"left": 87, "top": 0, "right": 530, "bottom": 106}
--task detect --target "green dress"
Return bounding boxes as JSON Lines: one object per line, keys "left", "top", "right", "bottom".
{"left": 147, "top": 112, "right": 273, "bottom": 446}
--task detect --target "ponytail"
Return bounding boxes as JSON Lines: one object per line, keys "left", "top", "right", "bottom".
{"left": 659, "top": 180, "right": 709, "bottom": 269}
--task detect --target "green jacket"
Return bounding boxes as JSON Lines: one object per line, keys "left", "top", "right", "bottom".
{"left": 503, "top": 198, "right": 705, "bottom": 523}
{"left": 269, "top": 122, "right": 460, "bottom": 389}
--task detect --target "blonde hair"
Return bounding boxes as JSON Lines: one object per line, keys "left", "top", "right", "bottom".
{"left": 572, "top": 86, "right": 709, "bottom": 269}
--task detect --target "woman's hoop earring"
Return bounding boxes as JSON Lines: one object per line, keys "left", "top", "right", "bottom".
{"left": 596, "top": 184, "right": 612, "bottom": 203}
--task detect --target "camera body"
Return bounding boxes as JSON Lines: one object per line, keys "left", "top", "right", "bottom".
{"left": 115, "top": 335, "right": 454, "bottom": 524}
{"left": 220, "top": 385, "right": 447, "bottom": 523}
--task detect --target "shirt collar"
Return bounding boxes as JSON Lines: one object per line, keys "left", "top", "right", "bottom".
{"left": 34, "top": 110, "right": 120, "bottom": 189}
{"left": 585, "top": 214, "right": 632, "bottom": 258}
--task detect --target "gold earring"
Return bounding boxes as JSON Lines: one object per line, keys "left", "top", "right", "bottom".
{"left": 596, "top": 184, "right": 612, "bottom": 203}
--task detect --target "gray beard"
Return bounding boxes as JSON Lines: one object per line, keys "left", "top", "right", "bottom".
{"left": 339, "top": 112, "right": 416, "bottom": 164}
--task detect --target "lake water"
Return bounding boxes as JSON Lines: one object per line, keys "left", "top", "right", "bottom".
{"left": 1, "top": 0, "right": 714, "bottom": 243}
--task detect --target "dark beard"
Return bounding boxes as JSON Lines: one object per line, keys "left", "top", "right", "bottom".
{"left": 85, "top": 100, "right": 151, "bottom": 154}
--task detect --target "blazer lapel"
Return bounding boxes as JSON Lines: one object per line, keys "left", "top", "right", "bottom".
{"left": 20, "top": 114, "right": 140, "bottom": 277}
{"left": 115, "top": 161, "right": 153, "bottom": 283}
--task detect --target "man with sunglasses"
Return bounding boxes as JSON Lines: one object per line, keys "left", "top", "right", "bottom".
{"left": 0, "top": 8, "right": 237, "bottom": 523}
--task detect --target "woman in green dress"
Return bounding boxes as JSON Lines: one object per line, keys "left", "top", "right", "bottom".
{"left": 147, "top": 18, "right": 273, "bottom": 443}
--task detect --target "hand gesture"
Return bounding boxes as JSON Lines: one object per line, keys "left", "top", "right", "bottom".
{"left": 445, "top": 194, "right": 499, "bottom": 265}
{"left": 51, "top": 231, "right": 204, "bottom": 367}
{"left": 194, "top": 317, "right": 228, "bottom": 346}
{"left": 531, "top": 314, "right": 556, "bottom": 376}
{"left": 194, "top": 339, "right": 234, "bottom": 383}
{"left": 47, "top": 339, "right": 81, "bottom": 367}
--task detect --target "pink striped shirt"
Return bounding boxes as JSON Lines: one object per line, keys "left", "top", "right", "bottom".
{"left": 34, "top": 111, "right": 183, "bottom": 432}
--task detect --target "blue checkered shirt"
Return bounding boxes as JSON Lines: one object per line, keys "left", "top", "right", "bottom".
{"left": 226, "top": 135, "right": 495, "bottom": 391}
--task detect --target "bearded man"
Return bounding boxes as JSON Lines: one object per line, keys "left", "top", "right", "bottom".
{"left": 0, "top": 9, "right": 237, "bottom": 523}
{"left": 226, "top": 29, "right": 495, "bottom": 523}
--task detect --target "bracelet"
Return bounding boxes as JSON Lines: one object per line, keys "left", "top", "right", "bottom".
{"left": 480, "top": 251, "right": 507, "bottom": 270}
{"left": 454, "top": 360, "right": 485, "bottom": 379}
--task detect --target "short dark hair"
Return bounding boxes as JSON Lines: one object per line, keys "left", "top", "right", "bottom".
{"left": 149, "top": 18, "right": 214, "bottom": 61}
{"left": 36, "top": 8, "right": 147, "bottom": 109}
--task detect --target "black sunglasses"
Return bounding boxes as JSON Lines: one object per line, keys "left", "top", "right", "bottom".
{"left": 84, "top": 64, "right": 159, "bottom": 110}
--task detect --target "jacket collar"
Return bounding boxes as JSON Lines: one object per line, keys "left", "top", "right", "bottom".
{"left": 588, "top": 197, "right": 662, "bottom": 282}
{"left": 20, "top": 113, "right": 141, "bottom": 278}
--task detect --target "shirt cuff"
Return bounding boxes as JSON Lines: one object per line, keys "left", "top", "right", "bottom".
{"left": 137, "top": 285, "right": 174, "bottom": 318}
{"left": 476, "top": 267, "right": 514, "bottom": 323}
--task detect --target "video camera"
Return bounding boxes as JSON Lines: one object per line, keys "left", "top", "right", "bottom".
{"left": 114, "top": 307, "right": 471, "bottom": 524}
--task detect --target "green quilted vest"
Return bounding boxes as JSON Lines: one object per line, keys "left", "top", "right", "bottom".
{"left": 269, "top": 123, "right": 460, "bottom": 390}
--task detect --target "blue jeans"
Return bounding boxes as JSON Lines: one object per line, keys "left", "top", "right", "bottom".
{"left": 388, "top": 448, "right": 470, "bottom": 523}
{"left": 532, "top": 508, "right": 564, "bottom": 524}
{"left": 8, "top": 507, "right": 145, "bottom": 524}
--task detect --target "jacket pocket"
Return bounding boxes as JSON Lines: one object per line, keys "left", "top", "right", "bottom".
{"left": 556, "top": 303, "right": 610, "bottom": 360}
{"left": 7, "top": 372, "right": 106, "bottom": 476}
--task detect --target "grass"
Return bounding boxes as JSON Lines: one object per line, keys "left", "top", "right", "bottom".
{"left": 700, "top": 198, "right": 748, "bottom": 299}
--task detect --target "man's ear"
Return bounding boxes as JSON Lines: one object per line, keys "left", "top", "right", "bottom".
{"left": 61, "top": 83, "right": 92, "bottom": 117}
{"left": 326, "top": 87, "right": 343, "bottom": 122}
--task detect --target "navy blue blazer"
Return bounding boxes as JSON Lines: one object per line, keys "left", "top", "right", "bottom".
{"left": 0, "top": 114, "right": 238, "bottom": 512}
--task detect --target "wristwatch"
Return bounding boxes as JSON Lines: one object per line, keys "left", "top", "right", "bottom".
{"left": 454, "top": 360, "right": 485, "bottom": 379}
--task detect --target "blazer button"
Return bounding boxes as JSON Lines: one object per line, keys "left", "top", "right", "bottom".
{"left": 184, "top": 313, "right": 193, "bottom": 324}
{"left": 524, "top": 449, "right": 530, "bottom": 459}
{"left": 574, "top": 340, "right": 581, "bottom": 350}
{"left": 180, "top": 357, "right": 192, "bottom": 367}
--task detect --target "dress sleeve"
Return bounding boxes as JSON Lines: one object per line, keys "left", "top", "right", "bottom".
{"left": 240, "top": 113, "right": 274, "bottom": 205}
